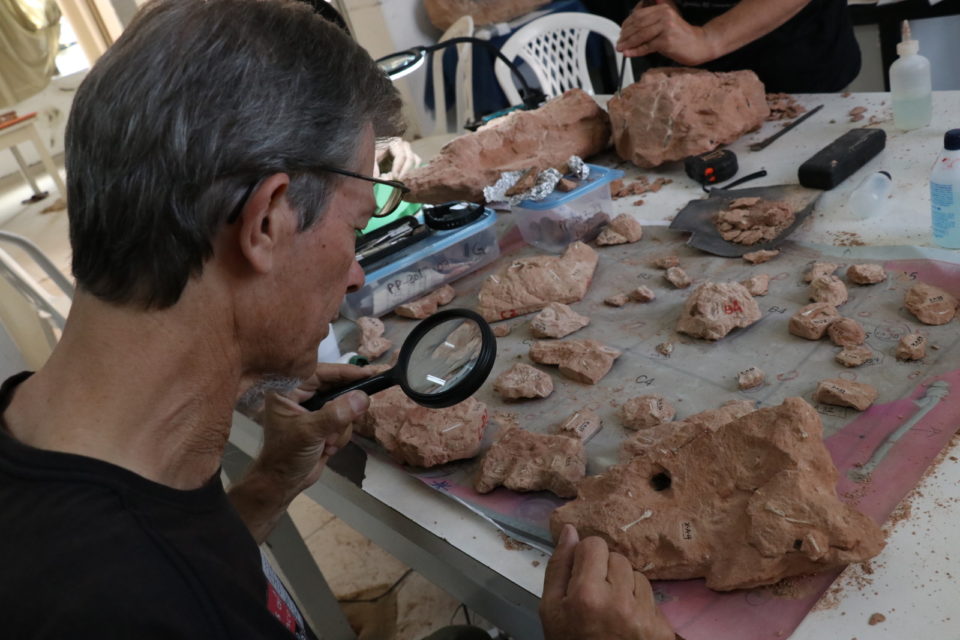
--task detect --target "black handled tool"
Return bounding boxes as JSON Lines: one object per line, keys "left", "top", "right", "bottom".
{"left": 749, "top": 104, "right": 824, "bottom": 152}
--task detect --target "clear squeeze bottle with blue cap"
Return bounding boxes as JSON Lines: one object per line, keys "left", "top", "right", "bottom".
{"left": 930, "top": 129, "right": 960, "bottom": 249}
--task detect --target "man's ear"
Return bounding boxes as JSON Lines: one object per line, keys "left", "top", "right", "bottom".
{"left": 237, "top": 173, "right": 293, "bottom": 274}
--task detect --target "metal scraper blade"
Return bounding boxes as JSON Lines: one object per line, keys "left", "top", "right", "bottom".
{"left": 669, "top": 184, "right": 822, "bottom": 257}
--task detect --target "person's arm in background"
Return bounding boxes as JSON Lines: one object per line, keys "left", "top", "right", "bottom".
{"left": 617, "top": 0, "right": 812, "bottom": 66}
{"left": 540, "top": 525, "right": 676, "bottom": 640}
{"left": 228, "top": 363, "right": 371, "bottom": 544}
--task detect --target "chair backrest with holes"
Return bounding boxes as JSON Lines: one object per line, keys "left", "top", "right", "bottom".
{"left": 494, "top": 12, "right": 632, "bottom": 106}
{"left": 432, "top": 15, "right": 475, "bottom": 135}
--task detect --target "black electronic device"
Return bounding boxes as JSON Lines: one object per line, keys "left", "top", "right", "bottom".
{"left": 798, "top": 128, "right": 887, "bottom": 190}
{"left": 684, "top": 149, "right": 739, "bottom": 186}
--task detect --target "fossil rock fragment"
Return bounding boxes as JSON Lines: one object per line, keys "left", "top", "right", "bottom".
{"left": 827, "top": 317, "right": 866, "bottom": 347}
{"left": 743, "top": 249, "right": 780, "bottom": 264}
{"left": 492, "top": 324, "right": 512, "bottom": 337}
{"left": 557, "top": 409, "right": 602, "bottom": 442}
{"left": 766, "top": 93, "right": 806, "bottom": 121}
{"left": 629, "top": 285, "right": 656, "bottom": 302}
{"left": 595, "top": 214, "right": 644, "bottom": 246}
{"left": 809, "top": 275, "right": 848, "bottom": 306}
{"left": 621, "top": 400, "right": 755, "bottom": 459}
{"left": 714, "top": 198, "right": 795, "bottom": 245}
{"left": 475, "top": 426, "right": 586, "bottom": 498}
{"left": 493, "top": 363, "right": 554, "bottom": 400}
{"left": 652, "top": 255, "right": 680, "bottom": 269}
{"left": 846, "top": 264, "right": 887, "bottom": 285}
{"left": 896, "top": 333, "right": 927, "bottom": 361}
{"left": 423, "top": 0, "right": 548, "bottom": 30}
{"left": 394, "top": 285, "right": 456, "bottom": 319}
{"left": 904, "top": 283, "right": 958, "bottom": 326}
{"left": 656, "top": 342, "right": 674, "bottom": 356}
{"left": 665, "top": 266, "right": 692, "bottom": 289}
{"left": 530, "top": 302, "right": 590, "bottom": 338}
{"left": 356, "top": 387, "right": 488, "bottom": 467}
{"left": 405, "top": 89, "right": 610, "bottom": 204}
{"left": 611, "top": 176, "right": 673, "bottom": 198}
{"left": 737, "top": 366, "right": 765, "bottom": 390}
{"left": 529, "top": 339, "right": 621, "bottom": 384}
{"left": 813, "top": 378, "right": 878, "bottom": 411}
{"left": 604, "top": 293, "right": 630, "bottom": 307}
{"left": 608, "top": 67, "right": 768, "bottom": 168}
{"left": 621, "top": 394, "right": 676, "bottom": 430}
{"left": 835, "top": 345, "right": 874, "bottom": 368}
{"left": 477, "top": 241, "right": 598, "bottom": 322}
{"left": 788, "top": 303, "right": 840, "bottom": 340}
{"left": 740, "top": 274, "right": 770, "bottom": 296}
{"left": 356, "top": 316, "right": 392, "bottom": 360}
{"left": 676, "top": 281, "right": 762, "bottom": 341}
{"left": 804, "top": 262, "right": 838, "bottom": 283}
{"left": 553, "top": 397, "right": 885, "bottom": 591}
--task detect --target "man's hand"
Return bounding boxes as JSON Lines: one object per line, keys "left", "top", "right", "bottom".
{"left": 375, "top": 137, "right": 421, "bottom": 180}
{"left": 540, "top": 525, "right": 676, "bottom": 640}
{"left": 283, "top": 362, "right": 375, "bottom": 404}
{"left": 617, "top": 0, "right": 718, "bottom": 66}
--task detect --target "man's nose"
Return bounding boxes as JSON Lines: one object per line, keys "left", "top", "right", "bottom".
{"left": 345, "top": 259, "right": 365, "bottom": 294}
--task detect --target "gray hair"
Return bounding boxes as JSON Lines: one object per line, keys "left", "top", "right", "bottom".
{"left": 66, "top": 0, "right": 404, "bottom": 308}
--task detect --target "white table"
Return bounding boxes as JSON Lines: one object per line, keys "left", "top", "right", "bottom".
{"left": 229, "top": 91, "right": 960, "bottom": 640}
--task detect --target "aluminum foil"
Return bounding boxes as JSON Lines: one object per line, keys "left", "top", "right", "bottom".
{"left": 482, "top": 169, "right": 525, "bottom": 206}
{"left": 567, "top": 155, "right": 589, "bottom": 180}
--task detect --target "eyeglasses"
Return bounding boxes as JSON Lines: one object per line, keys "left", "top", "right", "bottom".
{"left": 226, "top": 166, "right": 410, "bottom": 224}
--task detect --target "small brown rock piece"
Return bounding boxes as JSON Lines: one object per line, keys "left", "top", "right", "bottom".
{"left": 789, "top": 303, "right": 841, "bottom": 340}
{"left": 356, "top": 316, "right": 392, "bottom": 360}
{"left": 835, "top": 345, "right": 874, "bottom": 368}
{"left": 604, "top": 293, "right": 630, "bottom": 307}
{"left": 492, "top": 324, "right": 512, "bottom": 337}
{"left": 493, "top": 363, "right": 554, "bottom": 400}
{"left": 556, "top": 177, "right": 578, "bottom": 192}
{"left": 530, "top": 302, "right": 590, "bottom": 338}
{"left": 846, "top": 264, "right": 887, "bottom": 285}
{"left": 356, "top": 387, "right": 488, "bottom": 467}
{"left": 477, "top": 241, "right": 599, "bottom": 322}
{"left": 827, "top": 317, "right": 866, "bottom": 347}
{"left": 868, "top": 613, "right": 886, "bottom": 626}
{"left": 743, "top": 249, "right": 780, "bottom": 264}
{"left": 804, "top": 262, "right": 838, "bottom": 283}
{"left": 896, "top": 333, "right": 927, "bottom": 361}
{"left": 656, "top": 342, "right": 674, "bottom": 356}
{"left": 809, "top": 275, "right": 848, "bottom": 306}
{"left": 629, "top": 285, "right": 656, "bottom": 302}
{"left": 813, "top": 378, "right": 878, "bottom": 411}
{"left": 904, "top": 283, "right": 958, "bottom": 325}
{"left": 557, "top": 409, "right": 602, "bottom": 442}
{"left": 714, "top": 198, "right": 796, "bottom": 245}
{"left": 665, "top": 266, "right": 692, "bottom": 288}
{"left": 737, "top": 366, "right": 765, "bottom": 390}
{"left": 475, "top": 427, "right": 586, "bottom": 498}
{"left": 596, "top": 214, "right": 644, "bottom": 246}
{"left": 849, "top": 106, "right": 867, "bottom": 122}
{"left": 652, "top": 255, "right": 680, "bottom": 269}
{"left": 621, "top": 394, "right": 676, "bottom": 430}
{"left": 676, "top": 281, "right": 762, "bottom": 341}
{"left": 529, "top": 339, "right": 622, "bottom": 384}
{"left": 740, "top": 274, "right": 770, "bottom": 296}
{"left": 394, "top": 284, "right": 456, "bottom": 319}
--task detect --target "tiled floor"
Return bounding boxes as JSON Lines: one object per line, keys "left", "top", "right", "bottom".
{"left": 0, "top": 161, "right": 490, "bottom": 640}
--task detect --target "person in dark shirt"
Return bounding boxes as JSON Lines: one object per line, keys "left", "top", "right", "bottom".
{"left": 613, "top": 0, "right": 861, "bottom": 92}
{"left": 0, "top": 0, "right": 674, "bottom": 639}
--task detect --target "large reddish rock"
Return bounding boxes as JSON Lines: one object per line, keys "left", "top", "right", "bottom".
{"left": 355, "top": 387, "right": 488, "bottom": 467}
{"left": 552, "top": 398, "right": 885, "bottom": 591}
{"left": 476, "top": 242, "right": 598, "bottom": 322}
{"left": 423, "top": 0, "right": 548, "bottom": 30}
{"left": 475, "top": 426, "right": 586, "bottom": 498}
{"left": 607, "top": 68, "right": 768, "bottom": 168}
{"left": 405, "top": 89, "right": 611, "bottom": 203}
{"left": 676, "top": 281, "right": 762, "bottom": 341}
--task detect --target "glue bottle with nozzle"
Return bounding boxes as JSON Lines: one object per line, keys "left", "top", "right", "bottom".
{"left": 930, "top": 129, "right": 960, "bottom": 249}
{"left": 848, "top": 171, "right": 892, "bottom": 219}
{"left": 889, "top": 20, "right": 932, "bottom": 131}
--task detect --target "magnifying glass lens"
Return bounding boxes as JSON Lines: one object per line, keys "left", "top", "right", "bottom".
{"left": 406, "top": 319, "right": 483, "bottom": 396}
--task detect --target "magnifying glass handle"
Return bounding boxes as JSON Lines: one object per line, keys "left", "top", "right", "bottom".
{"left": 300, "top": 371, "right": 396, "bottom": 412}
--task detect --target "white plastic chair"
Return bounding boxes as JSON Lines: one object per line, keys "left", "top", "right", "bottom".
{"left": 431, "top": 14, "right": 475, "bottom": 135}
{"left": 493, "top": 12, "right": 633, "bottom": 106}
{"left": 0, "top": 230, "right": 74, "bottom": 369}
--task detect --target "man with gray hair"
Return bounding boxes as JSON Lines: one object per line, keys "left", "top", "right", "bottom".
{"left": 0, "top": 1, "right": 674, "bottom": 639}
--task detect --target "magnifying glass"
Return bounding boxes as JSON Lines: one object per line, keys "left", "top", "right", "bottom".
{"left": 301, "top": 309, "right": 497, "bottom": 411}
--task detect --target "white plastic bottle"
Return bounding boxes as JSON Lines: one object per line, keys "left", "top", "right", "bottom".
{"left": 848, "top": 171, "right": 892, "bottom": 218}
{"left": 930, "top": 129, "right": 960, "bottom": 249}
{"left": 889, "top": 20, "right": 932, "bottom": 131}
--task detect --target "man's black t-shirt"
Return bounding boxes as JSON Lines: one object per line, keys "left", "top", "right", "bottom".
{"left": 0, "top": 372, "right": 315, "bottom": 639}
{"left": 585, "top": 0, "right": 861, "bottom": 93}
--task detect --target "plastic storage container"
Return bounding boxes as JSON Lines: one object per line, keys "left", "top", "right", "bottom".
{"left": 513, "top": 164, "right": 624, "bottom": 253}
{"left": 889, "top": 20, "right": 932, "bottom": 131}
{"left": 930, "top": 129, "right": 960, "bottom": 249}
{"left": 341, "top": 206, "right": 500, "bottom": 319}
